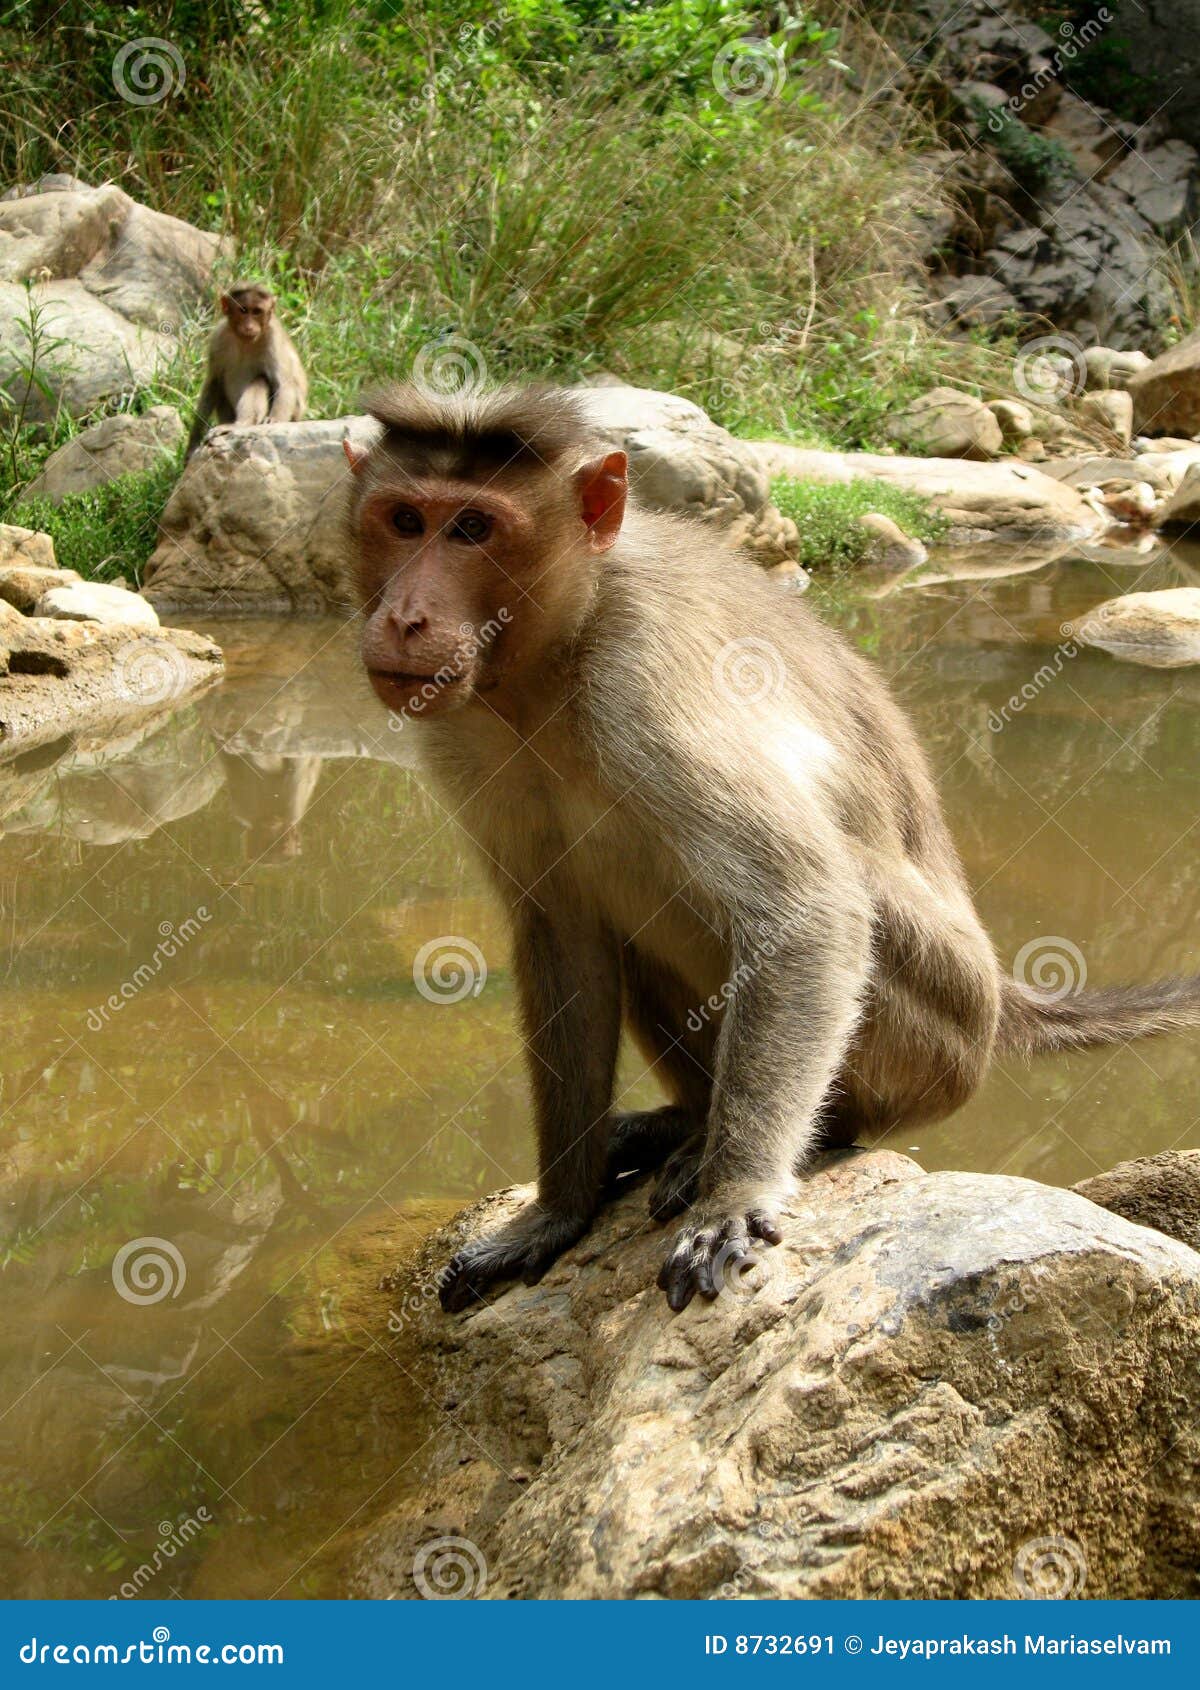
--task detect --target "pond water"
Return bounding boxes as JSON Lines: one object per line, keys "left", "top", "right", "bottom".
{"left": 2, "top": 539, "right": 1199, "bottom": 1597}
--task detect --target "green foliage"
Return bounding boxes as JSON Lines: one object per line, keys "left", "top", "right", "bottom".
{"left": 770, "top": 473, "right": 947, "bottom": 572}
{"left": 970, "top": 98, "right": 1073, "bottom": 190}
{"left": 13, "top": 458, "right": 180, "bottom": 585}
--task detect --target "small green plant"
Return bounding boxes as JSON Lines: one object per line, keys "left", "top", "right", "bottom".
{"left": 13, "top": 458, "right": 181, "bottom": 585}
{"left": 0, "top": 283, "right": 72, "bottom": 493}
{"left": 970, "top": 98, "right": 1074, "bottom": 191}
{"left": 770, "top": 475, "right": 947, "bottom": 572}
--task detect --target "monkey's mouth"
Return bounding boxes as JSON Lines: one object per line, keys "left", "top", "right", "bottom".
{"left": 366, "top": 668, "right": 466, "bottom": 711}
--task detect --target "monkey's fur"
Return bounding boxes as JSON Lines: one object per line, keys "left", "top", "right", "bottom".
{"left": 344, "top": 383, "right": 1200, "bottom": 1312}
{"left": 185, "top": 283, "right": 307, "bottom": 460}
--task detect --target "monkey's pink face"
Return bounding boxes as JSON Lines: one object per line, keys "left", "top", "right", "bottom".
{"left": 350, "top": 453, "right": 627, "bottom": 721}
{"left": 222, "top": 299, "right": 271, "bottom": 343}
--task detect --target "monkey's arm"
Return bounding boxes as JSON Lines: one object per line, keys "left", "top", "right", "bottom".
{"left": 266, "top": 376, "right": 305, "bottom": 423}
{"left": 439, "top": 889, "right": 622, "bottom": 1312}
{"left": 184, "top": 378, "right": 223, "bottom": 460}
{"left": 657, "top": 867, "right": 872, "bottom": 1310}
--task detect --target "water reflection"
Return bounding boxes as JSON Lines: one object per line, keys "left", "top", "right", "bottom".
{"left": 2, "top": 550, "right": 1199, "bottom": 1597}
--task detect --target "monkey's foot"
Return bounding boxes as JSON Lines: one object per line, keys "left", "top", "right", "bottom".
{"left": 656, "top": 1203, "right": 783, "bottom": 1313}
{"left": 648, "top": 1137, "right": 705, "bottom": 1220}
{"left": 604, "top": 1105, "right": 700, "bottom": 1192}
{"left": 438, "top": 1207, "right": 590, "bottom": 1313}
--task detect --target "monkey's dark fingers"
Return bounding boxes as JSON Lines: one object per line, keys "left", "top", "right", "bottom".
{"left": 746, "top": 1208, "right": 783, "bottom": 1246}
{"left": 439, "top": 1251, "right": 490, "bottom": 1314}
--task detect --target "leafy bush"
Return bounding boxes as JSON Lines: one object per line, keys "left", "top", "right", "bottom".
{"left": 13, "top": 458, "right": 181, "bottom": 585}
{"left": 770, "top": 474, "right": 946, "bottom": 572}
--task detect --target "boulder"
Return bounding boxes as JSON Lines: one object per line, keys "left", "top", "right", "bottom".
{"left": 35, "top": 580, "right": 160, "bottom": 628}
{"left": 1076, "top": 1152, "right": 1200, "bottom": 1256}
{"left": 0, "top": 617, "right": 223, "bottom": 752}
{"left": 0, "top": 178, "right": 226, "bottom": 421}
{"left": 1073, "top": 588, "right": 1200, "bottom": 667}
{"left": 986, "top": 398, "right": 1032, "bottom": 441}
{"left": 755, "top": 443, "right": 1102, "bottom": 543}
{"left": 857, "top": 511, "right": 927, "bottom": 570}
{"left": 357, "top": 1151, "right": 1200, "bottom": 1599}
{"left": 19, "top": 406, "right": 183, "bottom": 504}
{"left": 884, "top": 386, "right": 1002, "bottom": 460}
{"left": 1129, "top": 330, "right": 1200, "bottom": 437}
{"left": 143, "top": 389, "right": 800, "bottom": 614}
{"left": 930, "top": 273, "right": 1020, "bottom": 331}
{"left": 1156, "top": 464, "right": 1200, "bottom": 530}
{"left": 1041, "top": 93, "right": 1127, "bottom": 182}
{"left": 1076, "top": 390, "right": 1133, "bottom": 449}
{"left": 0, "top": 563, "right": 80, "bottom": 613}
{"left": 1083, "top": 346, "right": 1151, "bottom": 392}
{"left": 1106, "top": 140, "right": 1198, "bottom": 230}
{"left": 0, "top": 523, "right": 57, "bottom": 572}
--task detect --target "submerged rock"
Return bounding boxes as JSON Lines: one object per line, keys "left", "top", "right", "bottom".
{"left": 1072, "top": 588, "right": 1200, "bottom": 667}
{"left": 357, "top": 1150, "right": 1200, "bottom": 1599}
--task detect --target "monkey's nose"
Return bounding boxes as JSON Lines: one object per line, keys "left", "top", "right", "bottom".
{"left": 391, "top": 610, "right": 428, "bottom": 639}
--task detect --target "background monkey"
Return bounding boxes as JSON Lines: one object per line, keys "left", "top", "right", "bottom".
{"left": 185, "top": 283, "right": 307, "bottom": 459}
{"left": 343, "top": 383, "right": 1200, "bottom": 1314}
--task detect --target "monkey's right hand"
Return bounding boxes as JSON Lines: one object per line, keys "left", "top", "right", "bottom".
{"left": 657, "top": 1201, "right": 784, "bottom": 1313}
{"left": 438, "top": 1205, "right": 590, "bottom": 1313}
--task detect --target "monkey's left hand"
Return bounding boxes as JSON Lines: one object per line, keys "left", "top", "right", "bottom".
{"left": 439, "top": 1204, "right": 590, "bottom": 1313}
{"left": 657, "top": 1203, "right": 783, "bottom": 1312}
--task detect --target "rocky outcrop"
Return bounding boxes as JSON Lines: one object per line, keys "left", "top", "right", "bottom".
{"left": 1076, "top": 1152, "right": 1200, "bottom": 1256}
{"left": 755, "top": 443, "right": 1102, "bottom": 543}
{"left": 357, "top": 1150, "right": 1200, "bottom": 1599}
{"left": 1072, "top": 587, "right": 1200, "bottom": 668}
{"left": 0, "top": 178, "right": 225, "bottom": 422}
{"left": 1129, "top": 331, "right": 1200, "bottom": 439}
{"left": 18, "top": 406, "right": 183, "bottom": 504}
{"left": 143, "top": 387, "right": 800, "bottom": 614}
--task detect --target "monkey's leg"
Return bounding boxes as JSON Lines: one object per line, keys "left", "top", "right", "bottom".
{"left": 657, "top": 889, "right": 872, "bottom": 1311}
{"left": 235, "top": 377, "right": 271, "bottom": 426}
{"left": 268, "top": 381, "right": 304, "bottom": 423}
{"left": 440, "top": 896, "right": 621, "bottom": 1313}
{"left": 184, "top": 378, "right": 222, "bottom": 460}
{"left": 603, "top": 946, "right": 715, "bottom": 1195}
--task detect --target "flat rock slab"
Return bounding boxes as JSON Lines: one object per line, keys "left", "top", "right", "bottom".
{"left": 356, "top": 1150, "right": 1200, "bottom": 1599}
{"left": 1, "top": 618, "right": 224, "bottom": 753}
{"left": 754, "top": 443, "right": 1103, "bottom": 543}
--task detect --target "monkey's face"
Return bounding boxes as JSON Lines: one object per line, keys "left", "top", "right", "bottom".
{"left": 348, "top": 450, "right": 627, "bottom": 721}
{"left": 221, "top": 293, "right": 273, "bottom": 344}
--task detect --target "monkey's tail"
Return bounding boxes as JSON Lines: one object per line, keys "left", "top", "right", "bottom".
{"left": 997, "top": 974, "right": 1200, "bottom": 1059}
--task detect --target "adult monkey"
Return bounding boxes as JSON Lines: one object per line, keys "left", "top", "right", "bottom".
{"left": 343, "top": 384, "right": 1200, "bottom": 1313}
{"left": 185, "top": 283, "right": 308, "bottom": 460}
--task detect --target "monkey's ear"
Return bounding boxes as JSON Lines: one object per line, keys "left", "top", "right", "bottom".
{"left": 343, "top": 437, "right": 370, "bottom": 475}
{"left": 576, "top": 450, "right": 627, "bottom": 552}
{"left": 219, "top": 294, "right": 233, "bottom": 317}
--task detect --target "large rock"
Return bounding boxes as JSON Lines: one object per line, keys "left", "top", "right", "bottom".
{"left": 0, "top": 522, "right": 58, "bottom": 573}
{"left": 884, "top": 386, "right": 1002, "bottom": 460}
{"left": 35, "top": 580, "right": 160, "bottom": 629}
{"left": 1129, "top": 330, "right": 1200, "bottom": 438}
{"left": 1076, "top": 1152, "right": 1200, "bottom": 1256}
{"left": 0, "top": 178, "right": 225, "bottom": 422}
{"left": 1157, "top": 463, "right": 1200, "bottom": 531}
{"left": 19, "top": 406, "right": 182, "bottom": 504}
{"left": 357, "top": 1151, "right": 1200, "bottom": 1599}
{"left": 755, "top": 443, "right": 1102, "bottom": 543}
{"left": 143, "top": 388, "right": 800, "bottom": 614}
{"left": 1073, "top": 588, "right": 1200, "bottom": 667}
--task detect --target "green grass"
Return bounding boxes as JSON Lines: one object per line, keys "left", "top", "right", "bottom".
{"left": 771, "top": 474, "right": 947, "bottom": 572}
{"left": 12, "top": 457, "right": 181, "bottom": 586}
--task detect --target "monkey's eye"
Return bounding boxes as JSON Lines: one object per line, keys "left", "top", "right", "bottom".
{"left": 392, "top": 506, "right": 424, "bottom": 536}
{"left": 448, "top": 509, "right": 492, "bottom": 544}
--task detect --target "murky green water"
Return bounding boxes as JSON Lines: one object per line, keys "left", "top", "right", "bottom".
{"left": 3, "top": 539, "right": 1199, "bottom": 1597}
